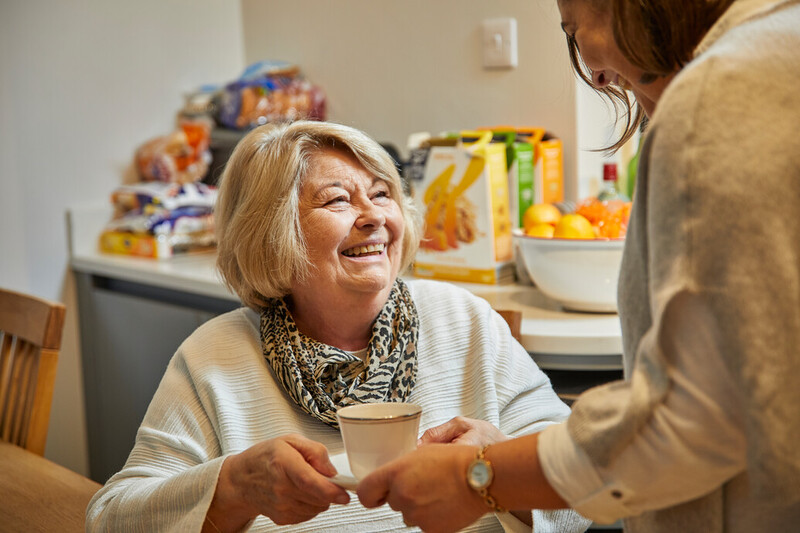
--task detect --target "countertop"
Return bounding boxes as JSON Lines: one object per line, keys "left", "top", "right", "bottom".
{"left": 68, "top": 205, "right": 623, "bottom": 369}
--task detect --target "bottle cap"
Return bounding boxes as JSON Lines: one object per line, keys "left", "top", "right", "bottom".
{"left": 603, "top": 163, "right": 618, "bottom": 182}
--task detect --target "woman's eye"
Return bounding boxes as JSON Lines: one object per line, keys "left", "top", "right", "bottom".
{"left": 326, "top": 195, "right": 348, "bottom": 206}
{"left": 372, "top": 189, "right": 391, "bottom": 203}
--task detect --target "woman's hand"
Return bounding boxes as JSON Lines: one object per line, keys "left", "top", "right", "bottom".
{"left": 357, "top": 443, "right": 488, "bottom": 533}
{"left": 419, "top": 416, "right": 508, "bottom": 447}
{"left": 418, "top": 417, "right": 532, "bottom": 527}
{"left": 206, "top": 434, "right": 350, "bottom": 531}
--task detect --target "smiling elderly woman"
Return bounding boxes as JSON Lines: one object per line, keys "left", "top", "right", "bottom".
{"left": 85, "top": 121, "right": 590, "bottom": 533}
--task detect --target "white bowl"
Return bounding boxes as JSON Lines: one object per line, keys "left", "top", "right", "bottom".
{"left": 513, "top": 230, "right": 624, "bottom": 313}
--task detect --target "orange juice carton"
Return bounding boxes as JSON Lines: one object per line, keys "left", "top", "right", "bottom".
{"left": 409, "top": 131, "right": 514, "bottom": 284}
{"left": 533, "top": 132, "right": 564, "bottom": 205}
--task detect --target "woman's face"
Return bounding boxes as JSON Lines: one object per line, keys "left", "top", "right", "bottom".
{"left": 292, "top": 148, "right": 405, "bottom": 305}
{"left": 557, "top": 0, "right": 672, "bottom": 115}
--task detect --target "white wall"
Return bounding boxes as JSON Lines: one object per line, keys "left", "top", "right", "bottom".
{"left": 239, "top": 0, "right": 584, "bottom": 200}
{"left": 0, "top": 0, "right": 244, "bottom": 475}
{"left": 576, "top": 82, "right": 618, "bottom": 199}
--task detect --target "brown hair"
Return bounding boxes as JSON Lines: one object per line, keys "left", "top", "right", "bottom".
{"left": 565, "top": 0, "right": 735, "bottom": 151}
{"left": 215, "top": 121, "right": 421, "bottom": 310}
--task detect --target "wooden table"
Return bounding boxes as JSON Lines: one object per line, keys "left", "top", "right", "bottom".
{"left": 0, "top": 441, "right": 102, "bottom": 532}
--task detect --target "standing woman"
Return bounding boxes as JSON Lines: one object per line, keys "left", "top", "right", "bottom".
{"left": 358, "top": 1, "right": 800, "bottom": 531}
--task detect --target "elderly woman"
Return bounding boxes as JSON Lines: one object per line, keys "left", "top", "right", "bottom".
{"left": 85, "top": 121, "right": 590, "bottom": 532}
{"left": 357, "top": 1, "right": 800, "bottom": 532}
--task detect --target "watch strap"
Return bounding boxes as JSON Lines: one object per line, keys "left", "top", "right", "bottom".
{"left": 475, "top": 445, "right": 506, "bottom": 513}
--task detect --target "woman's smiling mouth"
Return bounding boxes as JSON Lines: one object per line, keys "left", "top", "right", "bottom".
{"left": 342, "top": 243, "right": 386, "bottom": 257}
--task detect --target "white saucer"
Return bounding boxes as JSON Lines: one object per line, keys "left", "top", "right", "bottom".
{"left": 329, "top": 453, "right": 358, "bottom": 491}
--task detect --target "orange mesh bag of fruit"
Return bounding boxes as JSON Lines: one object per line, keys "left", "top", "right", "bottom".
{"left": 575, "top": 198, "right": 608, "bottom": 226}
{"left": 595, "top": 202, "right": 632, "bottom": 238}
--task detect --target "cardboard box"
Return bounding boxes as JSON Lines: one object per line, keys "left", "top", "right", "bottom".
{"left": 482, "top": 126, "right": 564, "bottom": 227}
{"left": 411, "top": 131, "right": 514, "bottom": 284}
{"left": 99, "top": 228, "right": 216, "bottom": 259}
{"left": 535, "top": 134, "right": 564, "bottom": 205}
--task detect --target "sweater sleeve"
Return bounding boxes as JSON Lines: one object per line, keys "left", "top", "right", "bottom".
{"left": 86, "top": 347, "right": 225, "bottom": 532}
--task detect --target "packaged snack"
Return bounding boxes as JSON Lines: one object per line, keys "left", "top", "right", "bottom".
{"left": 134, "top": 118, "right": 212, "bottom": 184}
{"left": 99, "top": 182, "right": 218, "bottom": 259}
{"left": 215, "top": 60, "right": 326, "bottom": 130}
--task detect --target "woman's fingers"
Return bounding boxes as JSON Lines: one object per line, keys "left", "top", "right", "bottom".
{"left": 358, "top": 444, "right": 487, "bottom": 533}
{"left": 284, "top": 433, "right": 339, "bottom": 477}
{"left": 419, "top": 416, "right": 507, "bottom": 447}
{"left": 285, "top": 458, "right": 350, "bottom": 506}
{"left": 355, "top": 455, "right": 396, "bottom": 509}
{"left": 418, "top": 417, "right": 471, "bottom": 444}
{"left": 279, "top": 435, "right": 350, "bottom": 506}
{"left": 230, "top": 435, "right": 350, "bottom": 524}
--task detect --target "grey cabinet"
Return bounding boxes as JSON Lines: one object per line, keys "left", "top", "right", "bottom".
{"left": 75, "top": 272, "right": 239, "bottom": 483}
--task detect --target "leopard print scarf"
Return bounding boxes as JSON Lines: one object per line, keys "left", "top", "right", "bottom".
{"left": 260, "top": 279, "right": 419, "bottom": 428}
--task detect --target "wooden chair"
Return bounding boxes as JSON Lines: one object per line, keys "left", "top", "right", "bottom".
{"left": 496, "top": 309, "right": 522, "bottom": 343}
{"left": 0, "top": 288, "right": 65, "bottom": 455}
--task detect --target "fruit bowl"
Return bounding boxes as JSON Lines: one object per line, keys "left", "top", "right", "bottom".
{"left": 513, "top": 229, "right": 624, "bottom": 313}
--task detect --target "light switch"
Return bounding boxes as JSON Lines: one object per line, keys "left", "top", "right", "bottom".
{"left": 482, "top": 17, "right": 518, "bottom": 69}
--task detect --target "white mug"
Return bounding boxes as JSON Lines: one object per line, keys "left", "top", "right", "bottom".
{"left": 336, "top": 402, "right": 422, "bottom": 480}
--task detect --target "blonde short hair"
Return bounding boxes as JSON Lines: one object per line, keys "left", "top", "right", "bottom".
{"left": 215, "top": 120, "right": 421, "bottom": 310}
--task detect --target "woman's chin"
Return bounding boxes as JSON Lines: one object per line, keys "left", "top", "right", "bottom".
{"left": 341, "top": 270, "right": 396, "bottom": 297}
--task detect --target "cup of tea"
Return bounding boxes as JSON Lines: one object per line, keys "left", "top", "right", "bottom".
{"left": 336, "top": 402, "right": 422, "bottom": 480}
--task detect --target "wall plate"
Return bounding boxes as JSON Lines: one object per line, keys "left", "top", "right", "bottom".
{"left": 482, "top": 17, "right": 518, "bottom": 69}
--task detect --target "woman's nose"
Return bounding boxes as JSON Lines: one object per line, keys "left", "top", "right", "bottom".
{"left": 591, "top": 69, "right": 610, "bottom": 88}
{"left": 356, "top": 202, "right": 386, "bottom": 228}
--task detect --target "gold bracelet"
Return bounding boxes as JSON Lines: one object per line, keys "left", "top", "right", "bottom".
{"left": 466, "top": 445, "right": 508, "bottom": 514}
{"left": 477, "top": 446, "right": 506, "bottom": 513}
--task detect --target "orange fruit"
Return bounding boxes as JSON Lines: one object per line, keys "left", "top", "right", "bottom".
{"left": 523, "top": 204, "right": 561, "bottom": 232}
{"left": 576, "top": 198, "right": 609, "bottom": 225}
{"left": 553, "top": 214, "right": 596, "bottom": 239}
{"left": 526, "top": 223, "right": 555, "bottom": 238}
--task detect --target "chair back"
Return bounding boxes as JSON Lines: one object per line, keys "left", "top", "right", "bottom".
{"left": 0, "top": 288, "right": 65, "bottom": 455}
{"left": 496, "top": 309, "right": 522, "bottom": 343}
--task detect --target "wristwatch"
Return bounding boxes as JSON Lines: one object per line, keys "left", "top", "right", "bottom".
{"left": 466, "top": 445, "right": 506, "bottom": 513}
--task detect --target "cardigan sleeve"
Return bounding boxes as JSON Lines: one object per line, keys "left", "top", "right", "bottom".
{"left": 538, "top": 292, "right": 746, "bottom": 524}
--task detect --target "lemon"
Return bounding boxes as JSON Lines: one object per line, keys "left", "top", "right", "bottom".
{"left": 526, "top": 223, "right": 555, "bottom": 238}
{"left": 553, "top": 214, "right": 596, "bottom": 239}
{"left": 523, "top": 204, "right": 561, "bottom": 232}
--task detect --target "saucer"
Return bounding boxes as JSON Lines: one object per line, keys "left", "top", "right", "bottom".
{"left": 329, "top": 453, "right": 358, "bottom": 491}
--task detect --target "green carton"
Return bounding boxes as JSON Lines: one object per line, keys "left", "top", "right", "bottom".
{"left": 490, "top": 130, "right": 534, "bottom": 229}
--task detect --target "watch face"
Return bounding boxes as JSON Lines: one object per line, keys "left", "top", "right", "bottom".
{"left": 468, "top": 460, "right": 492, "bottom": 490}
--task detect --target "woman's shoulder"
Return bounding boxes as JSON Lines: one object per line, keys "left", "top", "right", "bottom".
{"left": 179, "top": 307, "right": 261, "bottom": 356}
{"left": 657, "top": 5, "right": 799, "bottom": 126}
{"left": 405, "top": 278, "right": 489, "bottom": 311}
